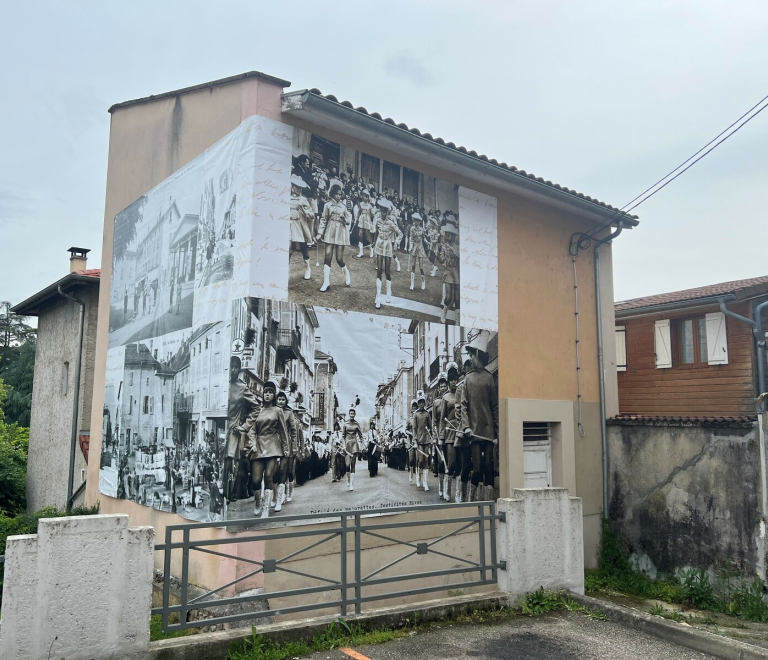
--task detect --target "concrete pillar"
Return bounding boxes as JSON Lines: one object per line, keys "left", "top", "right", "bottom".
{"left": 0, "top": 514, "right": 154, "bottom": 660}
{"left": 497, "top": 489, "right": 584, "bottom": 600}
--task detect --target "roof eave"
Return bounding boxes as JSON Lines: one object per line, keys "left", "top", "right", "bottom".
{"left": 281, "top": 90, "right": 638, "bottom": 229}
{"left": 615, "top": 293, "right": 738, "bottom": 319}
{"left": 12, "top": 273, "right": 100, "bottom": 316}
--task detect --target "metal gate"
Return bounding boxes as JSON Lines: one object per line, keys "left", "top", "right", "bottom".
{"left": 152, "top": 501, "right": 504, "bottom": 632}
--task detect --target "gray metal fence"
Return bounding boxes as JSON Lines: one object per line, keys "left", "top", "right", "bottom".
{"left": 152, "top": 501, "right": 504, "bottom": 632}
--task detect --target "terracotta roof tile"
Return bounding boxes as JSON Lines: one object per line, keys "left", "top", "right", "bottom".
{"left": 73, "top": 268, "right": 101, "bottom": 278}
{"left": 615, "top": 275, "right": 768, "bottom": 312}
{"left": 303, "top": 89, "right": 635, "bottom": 220}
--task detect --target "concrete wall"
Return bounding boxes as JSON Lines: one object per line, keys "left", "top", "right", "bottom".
{"left": 607, "top": 420, "right": 763, "bottom": 578}
{"left": 27, "top": 283, "right": 98, "bottom": 512}
{"left": 86, "top": 72, "right": 623, "bottom": 583}
{"left": 0, "top": 514, "right": 154, "bottom": 660}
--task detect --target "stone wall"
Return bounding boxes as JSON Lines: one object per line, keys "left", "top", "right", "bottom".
{"left": 607, "top": 419, "right": 763, "bottom": 578}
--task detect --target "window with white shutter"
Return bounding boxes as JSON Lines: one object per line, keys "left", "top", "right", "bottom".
{"left": 705, "top": 312, "right": 729, "bottom": 365}
{"left": 615, "top": 326, "right": 627, "bottom": 371}
{"left": 654, "top": 319, "right": 672, "bottom": 369}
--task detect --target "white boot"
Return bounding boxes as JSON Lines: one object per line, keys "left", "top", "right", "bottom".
{"left": 286, "top": 481, "right": 294, "bottom": 503}
{"left": 440, "top": 305, "right": 447, "bottom": 323}
{"left": 343, "top": 265, "right": 351, "bottom": 286}
{"left": 320, "top": 264, "right": 331, "bottom": 292}
{"left": 260, "top": 490, "right": 272, "bottom": 518}
{"left": 441, "top": 283, "right": 446, "bottom": 306}
{"left": 422, "top": 469, "right": 429, "bottom": 491}
{"left": 438, "top": 474, "right": 443, "bottom": 497}
{"left": 386, "top": 279, "right": 392, "bottom": 303}
{"left": 375, "top": 278, "right": 382, "bottom": 309}
{"left": 270, "top": 485, "right": 277, "bottom": 508}
{"left": 395, "top": 256, "right": 401, "bottom": 272}
{"left": 443, "top": 475, "right": 451, "bottom": 501}
{"left": 370, "top": 244, "right": 375, "bottom": 258}
{"left": 409, "top": 468, "right": 413, "bottom": 484}
{"left": 421, "top": 275, "right": 426, "bottom": 290}
{"left": 467, "top": 484, "right": 475, "bottom": 503}
{"left": 253, "top": 492, "right": 263, "bottom": 517}
{"left": 431, "top": 264, "right": 438, "bottom": 277}
{"left": 454, "top": 478, "right": 463, "bottom": 503}
{"left": 349, "top": 472, "right": 355, "bottom": 491}
{"left": 416, "top": 468, "right": 421, "bottom": 487}
{"left": 410, "top": 272, "right": 415, "bottom": 290}
{"left": 356, "top": 242, "right": 364, "bottom": 258}
{"left": 304, "top": 259, "right": 311, "bottom": 280}
{"left": 275, "top": 483, "right": 285, "bottom": 512}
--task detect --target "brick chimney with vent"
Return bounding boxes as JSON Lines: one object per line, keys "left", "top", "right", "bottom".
{"left": 68, "top": 247, "right": 90, "bottom": 273}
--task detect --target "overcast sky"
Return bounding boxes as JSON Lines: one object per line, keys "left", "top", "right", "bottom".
{"left": 1, "top": 1, "right": 766, "bottom": 307}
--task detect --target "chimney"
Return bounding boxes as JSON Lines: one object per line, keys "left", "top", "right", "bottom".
{"left": 68, "top": 247, "right": 90, "bottom": 274}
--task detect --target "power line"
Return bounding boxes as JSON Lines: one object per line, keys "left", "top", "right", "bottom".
{"left": 583, "top": 91, "right": 768, "bottom": 240}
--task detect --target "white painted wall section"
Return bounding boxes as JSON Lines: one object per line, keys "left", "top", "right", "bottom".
{"left": 0, "top": 514, "right": 154, "bottom": 660}
{"left": 497, "top": 489, "right": 584, "bottom": 599}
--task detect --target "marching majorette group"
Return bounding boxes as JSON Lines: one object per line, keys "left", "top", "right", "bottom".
{"left": 290, "top": 163, "right": 461, "bottom": 322}
{"left": 225, "top": 357, "right": 309, "bottom": 519}
{"left": 380, "top": 329, "right": 499, "bottom": 501}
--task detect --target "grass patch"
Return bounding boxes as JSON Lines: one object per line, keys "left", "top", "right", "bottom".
{"left": 150, "top": 614, "right": 198, "bottom": 641}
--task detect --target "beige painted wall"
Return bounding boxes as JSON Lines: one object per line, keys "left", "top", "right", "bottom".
{"left": 87, "top": 73, "right": 621, "bottom": 586}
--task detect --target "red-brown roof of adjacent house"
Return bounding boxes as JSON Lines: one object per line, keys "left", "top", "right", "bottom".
{"left": 615, "top": 275, "right": 768, "bottom": 313}
{"left": 609, "top": 414, "right": 756, "bottom": 427}
{"left": 73, "top": 268, "right": 101, "bottom": 278}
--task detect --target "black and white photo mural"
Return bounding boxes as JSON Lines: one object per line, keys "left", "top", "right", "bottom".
{"left": 100, "top": 116, "right": 499, "bottom": 526}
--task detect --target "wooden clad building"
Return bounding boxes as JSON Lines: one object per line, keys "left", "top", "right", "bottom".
{"left": 615, "top": 276, "right": 768, "bottom": 418}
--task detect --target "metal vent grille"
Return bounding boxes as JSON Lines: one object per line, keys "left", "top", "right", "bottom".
{"left": 523, "top": 422, "right": 552, "bottom": 442}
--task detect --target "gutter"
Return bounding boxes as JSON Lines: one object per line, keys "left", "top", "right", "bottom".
{"left": 615, "top": 293, "right": 739, "bottom": 320}
{"left": 281, "top": 91, "right": 639, "bottom": 229}
{"left": 57, "top": 285, "right": 86, "bottom": 512}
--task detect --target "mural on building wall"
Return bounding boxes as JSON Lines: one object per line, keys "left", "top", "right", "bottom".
{"left": 100, "top": 116, "right": 499, "bottom": 524}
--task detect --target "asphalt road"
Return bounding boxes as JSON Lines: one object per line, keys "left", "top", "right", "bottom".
{"left": 307, "top": 611, "right": 717, "bottom": 660}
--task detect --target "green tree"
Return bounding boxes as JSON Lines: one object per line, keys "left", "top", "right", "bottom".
{"left": 1, "top": 338, "right": 35, "bottom": 426}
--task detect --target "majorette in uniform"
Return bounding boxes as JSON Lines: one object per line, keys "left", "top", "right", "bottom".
{"left": 412, "top": 390, "right": 434, "bottom": 491}
{"left": 409, "top": 214, "right": 428, "bottom": 291}
{"left": 406, "top": 399, "right": 418, "bottom": 485}
{"left": 433, "top": 371, "right": 450, "bottom": 499}
{"left": 316, "top": 180, "right": 352, "bottom": 292}
{"left": 274, "top": 389, "right": 300, "bottom": 511}
{"left": 354, "top": 188, "right": 377, "bottom": 259}
{"left": 441, "top": 362, "right": 461, "bottom": 502}
{"left": 460, "top": 330, "right": 499, "bottom": 502}
{"left": 342, "top": 407, "right": 364, "bottom": 491}
{"left": 373, "top": 198, "right": 404, "bottom": 310}
{"left": 247, "top": 379, "right": 290, "bottom": 518}
{"left": 290, "top": 175, "right": 315, "bottom": 280}
{"left": 437, "top": 223, "right": 460, "bottom": 323}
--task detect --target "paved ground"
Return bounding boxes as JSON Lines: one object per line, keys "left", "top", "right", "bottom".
{"left": 287, "top": 247, "right": 457, "bottom": 324}
{"left": 306, "top": 611, "right": 718, "bottom": 660}
{"left": 226, "top": 459, "right": 458, "bottom": 522}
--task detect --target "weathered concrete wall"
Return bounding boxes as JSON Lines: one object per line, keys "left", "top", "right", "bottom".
{"left": 0, "top": 514, "right": 154, "bottom": 660}
{"left": 607, "top": 420, "right": 762, "bottom": 577}
{"left": 27, "top": 284, "right": 96, "bottom": 512}
{"left": 497, "top": 489, "right": 584, "bottom": 599}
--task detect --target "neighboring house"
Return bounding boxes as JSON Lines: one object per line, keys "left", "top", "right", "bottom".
{"left": 12, "top": 248, "right": 100, "bottom": 512}
{"left": 313, "top": 344, "right": 338, "bottom": 433}
{"left": 615, "top": 275, "right": 768, "bottom": 417}
{"left": 609, "top": 276, "right": 768, "bottom": 580}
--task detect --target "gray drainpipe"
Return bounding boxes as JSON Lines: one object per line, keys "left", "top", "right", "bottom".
{"left": 719, "top": 297, "right": 768, "bottom": 514}
{"left": 594, "top": 221, "right": 624, "bottom": 518}
{"left": 58, "top": 285, "right": 85, "bottom": 512}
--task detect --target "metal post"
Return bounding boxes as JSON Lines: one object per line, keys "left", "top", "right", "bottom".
{"left": 478, "top": 503, "right": 487, "bottom": 583}
{"left": 354, "top": 513, "right": 362, "bottom": 614}
{"left": 340, "top": 514, "right": 347, "bottom": 616}
{"left": 180, "top": 527, "right": 190, "bottom": 627}
{"left": 162, "top": 527, "right": 172, "bottom": 632}
{"left": 489, "top": 503, "right": 499, "bottom": 581}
